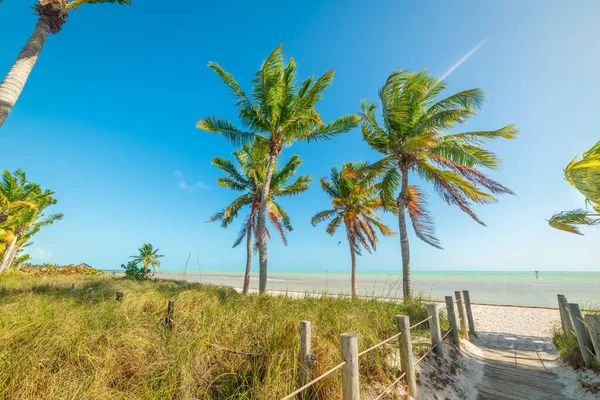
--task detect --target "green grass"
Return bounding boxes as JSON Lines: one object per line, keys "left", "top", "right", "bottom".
{"left": 552, "top": 307, "right": 600, "bottom": 372}
{"left": 0, "top": 274, "right": 438, "bottom": 399}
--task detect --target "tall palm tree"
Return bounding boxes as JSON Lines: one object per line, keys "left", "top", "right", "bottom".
{"left": 312, "top": 162, "right": 394, "bottom": 297}
{"left": 361, "top": 70, "right": 517, "bottom": 298}
{"left": 0, "top": 169, "right": 39, "bottom": 223}
{"left": 130, "top": 243, "right": 164, "bottom": 275}
{"left": 549, "top": 140, "right": 600, "bottom": 234}
{"left": 198, "top": 45, "right": 360, "bottom": 293}
{"left": 0, "top": 0, "right": 132, "bottom": 128}
{"left": 0, "top": 187, "right": 63, "bottom": 273}
{"left": 208, "top": 141, "right": 311, "bottom": 294}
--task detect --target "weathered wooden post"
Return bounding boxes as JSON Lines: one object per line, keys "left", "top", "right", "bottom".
{"left": 340, "top": 333, "right": 359, "bottom": 400}
{"left": 567, "top": 303, "right": 595, "bottom": 367}
{"left": 299, "top": 321, "right": 315, "bottom": 397}
{"left": 70, "top": 283, "right": 75, "bottom": 292}
{"left": 585, "top": 315, "right": 600, "bottom": 364}
{"left": 455, "top": 291, "right": 469, "bottom": 340}
{"left": 396, "top": 314, "right": 417, "bottom": 398}
{"left": 462, "top": 290, "right": 476, "bottom": 335}
{"left": 427, "top": 303, "right": 444, "bottom": 358}
{"left": 557, "top": 294, "right": 574, "bottom": 334}
{"left": 165, "top": 300, "right": 175, "bottom": 330}
{"left": 445, "top": 296, "right": 460, "bottom": 348}
{"left": 115, "top": 291, "right": 124, "bottom": 301}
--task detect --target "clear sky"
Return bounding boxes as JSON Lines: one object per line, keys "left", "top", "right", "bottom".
{"left": 1, "top": 0, "right": 599, "bottom": 272}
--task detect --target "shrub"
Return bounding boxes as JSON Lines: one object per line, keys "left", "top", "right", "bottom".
{"left": 121, "top": 260, "right": 153, "bottom": 281}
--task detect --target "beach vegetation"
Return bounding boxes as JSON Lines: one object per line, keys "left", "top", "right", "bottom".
{"left": 208, "top": 140, "right": 311, "bottom": 294}
{"left": 0, "top": 273, "right": 431, "bottom": 399}
{"left": 127, "top": 243, "right": 164, "bottom": 279}
{"left": 0, "top": 0, "right": 132, "bottom": 128}
{"left": 312, "top": 162, "right": 394, "bottom": 297}
{"left": 361, "top": 70, "right": 517, "bottom": 298}
{"left": 0, "top": 169, "right": 63, "bottom": 273}
{"left": 197, "top": 44, "right": 360, "bottom": 294}
{"left": 549, "top": 140, "right": 600, "bottom": 234}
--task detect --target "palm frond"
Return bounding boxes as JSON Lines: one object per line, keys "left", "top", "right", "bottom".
{"left": 197, "top": 116, "right": 259, "bottom": 146}
{"left": 548, "top": 209, "right": 599, "bottom": 235}
{"left": 406, "top": 185, "right": 442, "bottom": 249}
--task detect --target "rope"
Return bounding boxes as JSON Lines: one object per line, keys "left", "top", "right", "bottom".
{"left": 576, "top": 316, "right": 588, "bottom": 327}
{"left": 583, "top": 344, "right": 596, "bottom": 357}
{"left": 358, "top": 332, "right": 402, "bottom": 357}
{"left": 279, "top": 361, "right": 346, "bottom": 400}
{"left": 442, "top": 328, "right": 453, "bottom": 340}
{"left": 410, "top": 315, "right": 433, "bottom": 330}
{"left": 413, "top": 343, "right": 437, "bottom": 366}
{"left": 438, "top": 304, "right": 449, "bottom": 312}
{"left": 372, "top": 372, "right": 407, "bottom": 400}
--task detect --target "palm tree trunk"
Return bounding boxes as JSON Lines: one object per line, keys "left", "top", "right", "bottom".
{"left": 243, "top": 223, "right": 252, "bottom": 295}
{"left": 256, "top": 153, "right": 278, "bottom": 294}
{"left": 0, "top": 234, "right": 18, "bottom": 273}
{"left": 0, "top": 16, "right": 52, "bottom": 128}
{"left": 347, "top": 231, "right": 357, "bottom": 298}
{"left": 397, "top": 166, "right": 412, "bottom": 299}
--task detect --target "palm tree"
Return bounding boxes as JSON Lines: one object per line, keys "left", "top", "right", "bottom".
{"left": 198, "top": 45, "right": 360, "bottom": 293}
{"left": 361, "top": 70, "right": 517, "bottom": 298}
{"left": 208, "top": 141, "right": 311, "bottom": 294}
{"left": 0, "top": 187, "right": 63, "bottom": 273}
{"left": 549, "top": 140, "right": 600, "bottom": 234}
{"left": 130, "top": 243, "right": 164, "bottom": 275}
{"left": 0, "top": 169, "right": 40, "bottom": 223}
{"left": 312, "top": 162, "right": 394, "bottom": 297}
{"left": 0, "top": 0, "right": 132, "bottom": 128}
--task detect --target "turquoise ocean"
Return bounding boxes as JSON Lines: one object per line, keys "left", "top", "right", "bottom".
{"left": 155, "top": 270, "right": 600, "bottom": 308}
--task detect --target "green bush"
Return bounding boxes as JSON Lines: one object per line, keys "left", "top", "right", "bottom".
{"left": 121, "top": 260, "right": 153, "bottom": 281}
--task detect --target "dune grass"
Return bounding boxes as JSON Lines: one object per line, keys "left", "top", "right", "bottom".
{"left": 552, "top": 307, "right": 600, "bottom": 371}
{"left": 0, "top": 273, "right": 437, "bottom": 399}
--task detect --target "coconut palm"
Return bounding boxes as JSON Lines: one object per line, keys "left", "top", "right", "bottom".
{"left": 312, "top": 162, "right": 394, "bottom": 297}
{"left": 0, "top": 169, "right": 40, "bottom": 223}
{"left": 0, "top": 188, "right": 63, "bottom": 273}
{"left": 130, "top": 243, "right": 164, "bottom": 275}
{"left": 0, "top": 0, "right": 132, "bottom": 128}
{"left": 208, "top": 141, "right": 311, "bottom": 294}
{"left": 198, "top": 44, "right": 360, "bottom": 293}
{"left": 361, "top": 70, "right": 517, "bottom": 298}
{"left": 549, "top": 140, "right": 600, "bottom": 234}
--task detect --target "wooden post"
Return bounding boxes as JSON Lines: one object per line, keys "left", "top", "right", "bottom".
{"left": 427, "top": 303, "right": 444, "bottom": 358}
{"left": 557, "top": 294, "right": 574, "bottom": 335}
{"left": 455, "top": 291, "right": 469, "bottom": 340}
{"left": 462, "top": 290, "right": 476, "bottom": 335}
{"left": 567, "top": 303, "right": 595, "bottom": 367}
{"left": 396, "top": 315, "right": 417, "bottom": 398}
{"left": 165, "top": 300, "right": 175, "bottom": 330}
{"left": 299, "top": 321, "right": 314, "bottom": 397}
{"left": 445, "top": 296, "right": 460, "bottom": 348}
{"left": 115, "top": 291, "right": 124, "bottom": 301}
{"left": 585, "top": 314, "right": 600, "bottom": 364}
{"left": 340, "top": 333, "right": 359, "bottom": 400}
{"left": 70, "top": 283, "right": 75, "bottom": 292}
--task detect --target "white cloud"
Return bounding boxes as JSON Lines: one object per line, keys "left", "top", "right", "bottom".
{"left": 174, "top": 170, "right": 209, "bottom": 192}
{"left": 31, "top": 247, "right": 53, "bottom": 261}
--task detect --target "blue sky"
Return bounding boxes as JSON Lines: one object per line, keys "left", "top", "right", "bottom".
{"left": 1, "top": 0, "right": 599, "bottom": 272}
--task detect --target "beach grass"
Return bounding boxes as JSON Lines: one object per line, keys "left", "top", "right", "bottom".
{"left": 0, "top": 273, "right": 437, "bottom": 399}
{"left": 552, "top": 307, "right": 600, "bottom": 371}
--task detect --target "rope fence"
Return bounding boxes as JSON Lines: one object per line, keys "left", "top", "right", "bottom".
{"left": 276, "top": 289, "right": 477, "bottom": 400}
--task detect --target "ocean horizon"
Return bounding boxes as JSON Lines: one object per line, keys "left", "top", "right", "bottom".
{"left": 148, "top": 270, "right": 600, "bottom": 308}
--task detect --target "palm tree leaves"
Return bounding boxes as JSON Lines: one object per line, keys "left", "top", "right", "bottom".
{"left": 361, "top": 68, "right": 516, "bottom": 246}
{"left": 313, "top": 163, "right": 395, "bottom": 255}
{"left": 197, "top": 117, "right": 259, "bottom": 147}
{"left": 550, "top": 140, "right": 600, "bottom": 235}
{"left": 130, "top": 243, "right": 164, "bottom": 272}
{"left": 406, "top": 185, "right": 441, "bottom": 249}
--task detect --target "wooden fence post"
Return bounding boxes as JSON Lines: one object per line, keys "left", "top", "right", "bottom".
{"left": 427, "top": 303, "right": 444, "bottom": 358}
{"left": 115, "top": 291, "right": 124, "bottom": 301}
{"left": 340, "top": 333, "right": 359, "bottom": 400}
{"left": 396, "top": 314, "right": 417, "bottom": 398}
{"left": 455, "top": 291, "right": 469, "bottom": 340}
{"left": 299, "top": 321, "right": 314, "bottom": 397}
{"left": 557, "top": 294, "right": 574, "bottom": 335}
{"left": 585, "top": 315, "right": 600, "bottom": 364}
{"left": 70, "top": 283, "right": 75, "bottom": 292}
{"left": 567, "top": 303, "right": 595, "bottom": 367}
{"left": 445, "top": 296, "right": 460, "bottom": 348}
{"left": 462, "top": 290, "right": 476, "bottom": 335}
{"left": 165, "top": 300, "right": 175, "bottom": 330}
